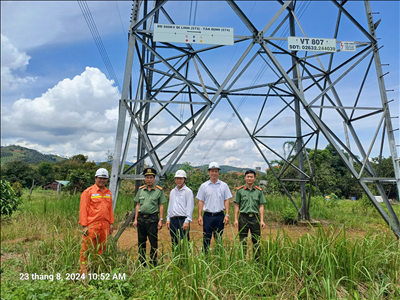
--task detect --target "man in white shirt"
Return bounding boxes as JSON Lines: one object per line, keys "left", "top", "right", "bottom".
{"left": 166, "top": 170, "right": 194, "bottom": 250}
{"left": 197, "top": 162, "right": 232, "bottom": 254}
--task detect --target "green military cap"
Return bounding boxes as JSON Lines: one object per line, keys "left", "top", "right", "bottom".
{"left": 143, "top": 167, "right": 157, "bottom": 176}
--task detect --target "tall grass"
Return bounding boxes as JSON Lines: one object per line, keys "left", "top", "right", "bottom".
{"left": 3, "top": 223, "right": 399, "bottom": 299}
{"left": 2, "top": 190, "right": 400, "bottom": 299}
{"left": 265, "top": 194, "right": 400, "bottom": 231}
{"left": 0, "top": 190, "right": 135, "bottom": 242}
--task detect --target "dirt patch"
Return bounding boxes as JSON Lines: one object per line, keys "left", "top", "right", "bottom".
{"left": 1, "top": 236, "right": 42, "bottom": 263}
{"left": 2, "top": 235, "right": 41, "bottom": 245}
{"left": 0, "top": 252, "right": 25, "bottom": 263}
{"left": 23, "top": 236, "right": 41, "bottom": 243}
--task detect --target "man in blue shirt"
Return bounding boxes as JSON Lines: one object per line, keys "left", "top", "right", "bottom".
{"left": 197, "top": 162, "right": 232, "bottom": 254}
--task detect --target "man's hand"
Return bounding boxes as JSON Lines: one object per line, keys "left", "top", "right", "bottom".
{"left": 158, "top": 220, "right": 163, "bottom": 230}
{"left": 182, "top": 222, "right": 189, "bottom": 231}
{"left": 109, "top": 224, "right": 114, "bottom": 234}
{"left": 166, "top": 221, "right": 170, "bottom": 229}
{"left": 260, "top": 221, "right": 266, "bottom": 229}
{"left": 133, "top": 220, "right": 138, "bottom": 228}
{"left": 82, "top": 226, "right": 88, "bottom": 236}
{"left": 223, "top": 216, "right": 230, "bottom": 225}
{"left": 233, "top": 220, "right": 238, "bottom": 228}
{"left": 198, "top": 216, "right": 203, "bottom": 226}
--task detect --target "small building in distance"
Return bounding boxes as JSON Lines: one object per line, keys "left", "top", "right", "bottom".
{"left": 42, "top": 180, "right": 69, "bottom": 191}
{"left": 259, "top": 180, "right": 267, "bottom": 187}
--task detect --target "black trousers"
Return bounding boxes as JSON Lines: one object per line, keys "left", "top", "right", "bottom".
{"left": 238, "top": 213, "right": 261, "bottom": 260}
{"left": 137, "top": 213, "right": 159, "bottom": 266}
{"left": 203, "top": 212, "right": 224, "bottom": 254}
{"left": 169, "top": 217, "right": 190, "bottom": 249}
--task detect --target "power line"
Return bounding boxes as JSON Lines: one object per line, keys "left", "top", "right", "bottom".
{"left": 115, "top": 1, "right": 128, "bottom": 45}
{"left": 78, "top": 0, "right": 121, "bottom": 94}
{"left": 117, "top": 1, "right": 139, "bottom": 83}
{"left": 188, "top": 0, "right": 198, "bottom": 26}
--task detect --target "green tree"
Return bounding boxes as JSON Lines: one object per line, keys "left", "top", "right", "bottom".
{"left": 187, "top": 170, "right": 208, "bottom": 195}
{"left": 70, "top": 154, "right": 88, "bottom": 163}
{"left": 180, "top": 162, "right": 194, "bottom": 173}
{"left": 67, "top": 170, "right": 93, "bottom": 193}
{"left": 325, "top": 144, "right": 348, "bottom": 177}
{"left": 53, "top": 154, "right": 94, "bottom": 180}
{"left": 1, "top": 160, "right": 41, "bottom": 188}
{"left": 38, "top": 162, "right": 53, "bottom": 177}
{"left": 313, "top": 160, "right": 337, "bottom": 196}
{"left": 82, "top": 161, "right": 98, "bottom": 171}
{"left": 371, "top": 156, "right": 398, "bottom": 199}
{"left": 38, "top": 162, "right": 54, "bottom": 183}
{"left": 308, "top": 148, "right": 331, "bottom": 168}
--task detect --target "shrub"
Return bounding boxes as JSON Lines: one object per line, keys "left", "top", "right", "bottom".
{"left": 359, "top": 193, "right": 374, "bottom": 213}
{"left": 329, "top": 193, "right": 339, "bottom": 201}
{"left": 324, "top": 193, "right": 339, "bottom": 208}
{"left": 11, "top": 181, "right": 23, "bottom": 197}
{"left": 1, "top": 180, "right": 22, "bottom": 216}
{"left": 281, "top": 206, "right": 298, "bottom": 224}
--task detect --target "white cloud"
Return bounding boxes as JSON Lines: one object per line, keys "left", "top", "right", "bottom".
{"left": 104, "top": 107, "right": 118, "bottom": 121}
{"left": 1, "top": 34, "right": 36, "bottom": 91}
{"left": 224, "top": 156, "right": 242, "bottom": 165}
{"left": 1, "top": 67, "right": 120, "bottom": 161}
{"left": 222, "top": 139, "right": 239, "bottom": 150}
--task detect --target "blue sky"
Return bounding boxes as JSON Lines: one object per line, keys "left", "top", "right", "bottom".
{"left": 1, "top": 1, "right": 399, "bottom": 170}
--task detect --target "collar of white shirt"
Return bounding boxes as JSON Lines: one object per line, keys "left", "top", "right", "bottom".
{"left": 174, "top": 184, "right": 187, "bottom": 191}
{"left": 207, "top": 179, "right": 221, "bottom": 186}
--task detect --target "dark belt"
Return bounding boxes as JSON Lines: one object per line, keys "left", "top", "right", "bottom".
{"left": 241, "top": 213, "right": 259, "bottom": 218}
{"left": 204, "top": 211, "right": 224, "bottom": 216}
{"left": 139, "top": 212, "right": 158, "bottom": 218}
{"left": 171, "top": 216, "right": 186, "bottom": 220}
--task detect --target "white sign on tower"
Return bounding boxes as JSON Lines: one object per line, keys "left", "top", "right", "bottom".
{"left": 288, "top": 36, "right": 337, "bottom": 53}
{"left": 153, "top": 23, "right": 234, "bottom": 46}
{"left": 340, "top": 41, "right": 356, "bottom": 52}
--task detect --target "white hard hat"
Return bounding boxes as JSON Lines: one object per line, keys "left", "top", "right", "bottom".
{"left": 208, "top": 162, "right": 221, "bottom": 170}
{"left": 175, "top": 170, "right": 187, "bottom": 178}
{"left": 95, "top": 168, "right": 109, "bottom": 178}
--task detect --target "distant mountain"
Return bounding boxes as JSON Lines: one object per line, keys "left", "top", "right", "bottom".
{"left": 1, "top": 145, "right": 66, "bottom": 165}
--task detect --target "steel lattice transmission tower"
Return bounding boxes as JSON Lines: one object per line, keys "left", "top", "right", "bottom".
{"left": 110, "top": 0, "right": 400, "bottom": 238}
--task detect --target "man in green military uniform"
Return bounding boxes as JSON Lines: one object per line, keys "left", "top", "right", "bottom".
{"left": 234, "top": 170, "right": 266, "bottom": 261}
{"left": 133, "top": 168, "right": 167, "bottom": 267}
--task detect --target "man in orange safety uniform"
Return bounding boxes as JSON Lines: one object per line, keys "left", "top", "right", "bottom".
{"left": 79, "top": 168, "right": 114, "bottom": 274}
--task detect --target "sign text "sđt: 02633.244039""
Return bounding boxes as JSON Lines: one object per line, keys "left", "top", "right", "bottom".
{"left": 287, "top": 37, "right": 337, "bottom": 53}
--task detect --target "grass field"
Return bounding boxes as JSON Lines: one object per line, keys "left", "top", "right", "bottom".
{"left": 1, "top": 189, "right": 399, "bottom": 299}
